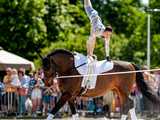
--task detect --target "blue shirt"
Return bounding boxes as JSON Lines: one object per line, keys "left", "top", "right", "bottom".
{"left": 0, "top": 82, "right": 5, "bottom": 94}
{"left": 20, "top": 75, "right": 30, "bottom": 88}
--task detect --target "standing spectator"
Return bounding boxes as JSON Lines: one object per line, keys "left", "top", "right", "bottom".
{"left": 154, "top": 70, "right": 160, "bottom": 96}
{"left": 87, "top": 98, "right": 95, "bottom": 113}
{"left": 42, "top": 86, "right": 52, "bottom": 116}
{"left": 3, "top": 67, "right": 17, "bottom": 113}
{"left": 10, "top": 68, "right": 21, "bottom": 113}
{"left": 95, "top": 97, "right": 103, "bottom": 114}
{"left": 131, "top": 83, "right": 143, "bottom": 113}
{"left": 76, "top": 97, "right": 83, "bottom": 111}
{"left": 0, "top": 80, "right": 5, "bottom": 112}
{"left": 31, "top": 71, "right": 44, "bottom": 117}
{"left": 11, "top": 68, "right": 21, "bottom": 87}
{"left": 17, "top": 67, "right": 30, "bottom": 117}
{"left": 28, "top": 72, "right": 36, "bottom": 97}
{"left": 153, "top": 70, "right": 160, "bottom": 112}
{"left": 42, "top": 74, "right": 60, "bottom": 116}
{"left": 49, "top": 79, "right": 60, "bottom": 111}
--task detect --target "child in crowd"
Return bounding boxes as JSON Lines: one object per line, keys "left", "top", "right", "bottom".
{"left": 42, "top": 86, "right": 52, "bottom": 116}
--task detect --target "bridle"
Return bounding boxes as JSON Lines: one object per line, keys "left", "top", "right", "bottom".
{"left": 44, "top": 55, "right": 87, "bottom": 84}
{"left": 43, "top": 56, "right": 59, "bottom": 85}
{"left": 50, "top": 57, "right": 59, "bottom": 77}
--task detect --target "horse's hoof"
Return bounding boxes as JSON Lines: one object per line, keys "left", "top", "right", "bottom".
{"left": 46, "top": 113, "right": 54, "bottom": 120}
{"left": 72, "top": 113, "right": 79, "bottom": 120}
{"left": 102, "top": 117, "right": 108, "bottom": 120}
{"left": 121, "top": 114, "right": 128, "bottom": 120}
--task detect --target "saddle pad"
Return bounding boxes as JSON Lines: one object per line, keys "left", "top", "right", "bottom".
{"left": 74, "top": 52, "right": 113, "bottom": 75}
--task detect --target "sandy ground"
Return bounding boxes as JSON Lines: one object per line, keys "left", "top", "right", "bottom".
{"left": 0, "top": 113, "right": 160, "bottom": 120}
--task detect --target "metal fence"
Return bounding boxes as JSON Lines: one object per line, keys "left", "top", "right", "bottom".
{"left": 0, "top": 92, "right": 160, "bottom": 118}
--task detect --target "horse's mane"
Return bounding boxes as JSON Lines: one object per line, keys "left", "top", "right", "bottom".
{"left": 47, "top": 49, "right": 73, "bottom": 57}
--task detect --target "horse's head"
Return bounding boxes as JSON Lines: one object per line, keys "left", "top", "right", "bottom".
{"left": 42, "top": 56, "right": 55, "bottom": 86}
{"left": 42, "top": 49, "right": 74, "bottom": 86}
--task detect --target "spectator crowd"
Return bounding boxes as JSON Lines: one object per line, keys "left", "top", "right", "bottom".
{"left": 0, "top": 66, "right": 160, "bottom": 118}
{"left": 0, "top": 67, "right": 105, "bottom": 118}
{"left": 0, "top": 67, "right": 61, "bottom": 118}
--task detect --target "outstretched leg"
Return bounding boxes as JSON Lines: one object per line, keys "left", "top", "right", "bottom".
{"left": 84, "top": 0, "right": 92, "bottom": 9}
{"left": 84, "top": 0, "right": 97, "bottom": 57}
{"left": 46, "top": 92, "right": 72, "bottom": 120}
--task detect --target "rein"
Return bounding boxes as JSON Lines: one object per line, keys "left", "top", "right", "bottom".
{"left": 51, "top": 59, "right": 86, "bottom": 77}
{"left": 47, "top": 52, "right": 87, "bottom": 79}
{"left": 75, "top": 62, "right": 87, "bottom": 68}
{"left": 63, "top": 62, "right": 87, "bottom": 74}
{"left": 73, "top": 62, "right": 87, "bottom": 70}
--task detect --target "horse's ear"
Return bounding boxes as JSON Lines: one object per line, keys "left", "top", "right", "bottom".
{"left": 43, "top": 57, "right": 50, "bottom": 69}
{"left": 69, "top": 0, "right": 76, "bottom": 4}
{"left": 35, "top": 45, "right": 43, "bottom": 60}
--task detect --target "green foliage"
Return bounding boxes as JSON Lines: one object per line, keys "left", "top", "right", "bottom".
{"left": 1, "top": 0, "right": 160, "bottom": 69}
{"left": 0, "top": 0, "right": 47, "bottom": 60}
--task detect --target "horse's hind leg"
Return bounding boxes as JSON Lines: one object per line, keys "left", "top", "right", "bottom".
{"left": 46, "top": 92, "right": 72, "bottom": 120}
{"left": 68, "top": 99, "right": 80, "bottom": 120}
{"left": 128, "top": 96, "right": 138, "bottom": 120}
{"left": 121, "top": 96, "right": 137, "bottom": 120}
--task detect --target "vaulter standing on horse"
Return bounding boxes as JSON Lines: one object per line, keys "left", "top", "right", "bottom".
{"left": 84, "top": 0, "right": 112, "bottom": 61}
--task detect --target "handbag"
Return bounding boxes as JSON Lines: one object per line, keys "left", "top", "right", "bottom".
{"left": 18, "top": 87, "right": 28, "bottom": 96}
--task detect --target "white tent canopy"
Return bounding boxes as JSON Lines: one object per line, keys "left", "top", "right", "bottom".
{"left": 0, "top": 49, "right": 35, "bottom": 71}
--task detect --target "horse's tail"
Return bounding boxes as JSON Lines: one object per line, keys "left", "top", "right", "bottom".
{"left": 132, "top": 64, "right": 160, "bottom": 103}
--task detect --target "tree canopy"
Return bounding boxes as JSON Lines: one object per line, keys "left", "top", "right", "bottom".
{"left": 0, "top": 0, "right": 160, "bottom": 68}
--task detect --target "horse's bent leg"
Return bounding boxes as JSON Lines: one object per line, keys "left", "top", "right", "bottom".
{"left": 46, "top": 92, "right": 72, "bottom": 120}
{"left": 68, "top": 99, "right": 80, "bottom": 120}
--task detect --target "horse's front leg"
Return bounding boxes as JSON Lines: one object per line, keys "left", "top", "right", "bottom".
{"left": 46, "top": 92, "right": 72, "bottom": 120}
{"left": 68, "top": 98, "right": 80, "bottom": 120}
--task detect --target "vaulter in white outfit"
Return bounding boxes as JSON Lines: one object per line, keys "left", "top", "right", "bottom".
{"left": 84, "top": 0, "right": 112, "bottom": 61}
